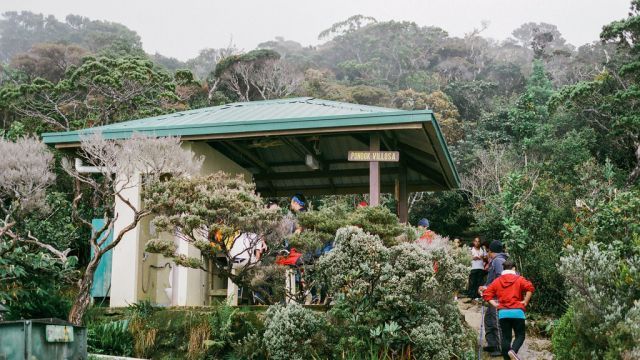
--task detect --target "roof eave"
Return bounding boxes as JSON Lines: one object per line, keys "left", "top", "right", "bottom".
{"left": 42, "top": 110, "right": 434, "bottom": 145}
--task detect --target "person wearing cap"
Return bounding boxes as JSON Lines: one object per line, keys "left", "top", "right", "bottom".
{"left": 282, "top": 193, "right": 307, "bottom": 238}
{"left": 290, "top": 193, "right": 307, "bottom": 214}
{"left": 416, "top": 218, "right": 436, "bottom": 245}
{"left": 479, "top": 239, "right": 509, "bottom": 357}
{"left": 482, "top": 260, "right": 534, "bottom": 360}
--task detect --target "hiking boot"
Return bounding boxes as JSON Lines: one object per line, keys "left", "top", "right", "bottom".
{"left": 508, "top": 350, "right": 521, "bottom": 360}
{"left": 482, "top": 346, "right": 495, "bottom": 352}
{"left": 490, "top": 350, "right": 502, "bottom": 357}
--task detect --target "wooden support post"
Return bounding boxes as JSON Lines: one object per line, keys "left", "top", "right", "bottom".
{"left": 370, "top": 133, "right": 380, "bottom": 206}
{"left": 227, "top": 268, "right": 239, "bottom": 306}
{"left": 285, "top": 268, "right": 297, "bottom": 304}
{"left": 397, "top": 164, "right": 408, "bottom": 223}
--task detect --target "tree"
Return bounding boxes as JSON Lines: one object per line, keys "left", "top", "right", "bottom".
{"left": 212, "top": 49, "right": 302, "bottom": 101}
{"left": 186, "top": 45, "right": 238, "bottom": 81}
{"left": 257, "top": 37, "right": 314, "bottom": 70}
{"left": 547, "top": 1, "right": 640, "bottom": 185}
{"left": 318, "top": 15, "right": 377, "bottom": 40}
{"left": 0, "top": 137, "right": 59, "bottom": 258}
{"left": 62, "top": 134, "right": 202, "bottom": 324}
{"left": 0, "top": 138, "right": 79, "bottom": 319}
{"left": 317, "top": 20, "right": 449, "bottom": 89}
{"left": 504, "top": 60, "right": 554, "bottom": 146}
{"left": 444, "top": 80, "right": 498, "bottom": 123}
{"left": 393, "top": 89, "right": 464, "bottom": 143}
{"left": 0, "top": 11, "right": 143, "bottom": 62}
{"left": 143, "top": 172, "right": 280, "bottom": 293}
{"left": 0, "top": 56, "right": 184, "bottom": 132}
{"left": 174, "top": 69, "right": 208, "bottom": 109}
{"left": 303, "top": 69, "right": 391, "bottom": 105}
{"left": 9, "top": 43, "right": 89, "bottom": 82}
{"left": 150, "top": 52, "right": 186, "bottom": 74}
{"left": 511, "top": 22, "right": 571, "bottom": 57}
{"left": 596, "top": 0, "right": 640, "bottom": 184}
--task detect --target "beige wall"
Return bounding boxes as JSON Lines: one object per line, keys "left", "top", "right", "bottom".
{"left": 109, "top": 140, "right": 251, "bottom": 307}
{"left": 188, "top": 141, "right": 251, "bottom": 179}
{"left": 109, "top": 174, "right": 142, "bottom": 307}
{"left": 136, "top": 217, "right": 173, "bottom": 305}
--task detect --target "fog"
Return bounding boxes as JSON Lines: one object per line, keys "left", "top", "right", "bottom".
{"left": 1, "top": 0, "right": 632, "bottom": 61}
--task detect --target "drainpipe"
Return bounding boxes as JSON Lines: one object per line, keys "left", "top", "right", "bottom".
{"left": 74, "top": 158, "right": 107, "bottom": 173}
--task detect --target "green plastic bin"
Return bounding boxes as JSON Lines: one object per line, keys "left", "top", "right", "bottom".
{"left": 0, "top": 318, "right": 87, "bottom": 360}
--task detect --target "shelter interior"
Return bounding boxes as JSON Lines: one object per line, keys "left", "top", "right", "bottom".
{"left": 42, "top": 98, "right": 459, "bottom": 307}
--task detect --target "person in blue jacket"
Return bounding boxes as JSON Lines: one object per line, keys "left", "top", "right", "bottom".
{"left": 479, "top": 240, "right": 509, "bottom": 357}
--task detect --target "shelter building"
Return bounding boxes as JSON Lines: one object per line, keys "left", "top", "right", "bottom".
{"left": 42, "top": 97, "right": 459, "bottom": 307}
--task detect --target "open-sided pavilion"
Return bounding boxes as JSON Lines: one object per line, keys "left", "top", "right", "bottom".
{"left": 42, "top": 97, "right": 459, "bottom": 307}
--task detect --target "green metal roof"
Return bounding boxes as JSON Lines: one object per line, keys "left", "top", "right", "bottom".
{"left": 42, "top": 98, "right": 430, "bottom": 144}
{"left": 42, "top": 97, "right": 460, "bottom": 190}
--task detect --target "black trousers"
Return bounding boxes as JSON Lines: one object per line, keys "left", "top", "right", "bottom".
{"left": 484, "top": 306, "right": 501, "bottom": 350}
{"left": 499, "top": 317, "right": 526, "bottom": 360}
{"left": 467, "top": 269, "right": 485, "bottom": 298}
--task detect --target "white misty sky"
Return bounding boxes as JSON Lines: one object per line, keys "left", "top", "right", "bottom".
{"left": 1, "top": 0, "right": 632, "bottom": 61}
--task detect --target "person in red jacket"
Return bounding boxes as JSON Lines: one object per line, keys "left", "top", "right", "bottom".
{"left": 482, "top": 260, "right": 535, "bottom": 360}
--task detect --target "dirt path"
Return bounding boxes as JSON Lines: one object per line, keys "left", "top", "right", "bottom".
{"left": 457, "top": 299, "right": 554, "bottom": 360}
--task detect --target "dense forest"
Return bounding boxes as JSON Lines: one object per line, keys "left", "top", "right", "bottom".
{"left": 0, "top": 1, "right": 639, "bottom": 358}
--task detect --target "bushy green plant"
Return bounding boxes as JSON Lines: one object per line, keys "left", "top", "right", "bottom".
{"left": 126, "top": 300, "right": 160, "bottom": 357}
{"left": 556, "top": 189, "right": 640, "bottom": 357}
{"left": 87, "top": 319, "right": 134, "bottom": 356}
{"left": 316, "top": 226, "right": 472, "bottom": 357}
{"left": 231, "top": 332, "right": 266, "bottom": 360}
{"left": 204, "top": 301, "right": 239, "bottom": 355}
{"left": 348, "top": 206, "right": 410, "bottom": 246}
{"left": 551, "top": 307, "right": 591, "bottom": 359}
{"left": 293, "top": 205, "right": 415, "bottom": 254}
{"left": 262, "top": 303, "right": 327, "bottom": 360}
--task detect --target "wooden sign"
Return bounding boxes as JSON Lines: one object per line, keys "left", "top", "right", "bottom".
{"left": 348, "top": 151, "right": 399, "bottom": 162}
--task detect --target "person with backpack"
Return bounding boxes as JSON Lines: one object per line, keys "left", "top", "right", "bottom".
{"left": 482, "top": 260, "right": 535, "bottom": 360}
{"left": 478, "top": 240, "right": 509, "bottom": 357}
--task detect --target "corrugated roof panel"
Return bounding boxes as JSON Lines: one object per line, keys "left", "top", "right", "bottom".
{"left": 46, "top": 98, "right": 398, "bottom": 133}
{"left": 42, "top": 98, "right": 432, "bottom": 145}
{"left": 41, "top": 97, "right": 459, "bottom": 190}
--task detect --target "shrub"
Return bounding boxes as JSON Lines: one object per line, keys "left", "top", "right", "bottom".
{"left": 556, "top": 189, "right": 640, "bottom": 357}
{"left": 202, "top": 301, "right": 239, "bottom": 356}
{"left": 551, "top": 307, "right": 591, "bottom": 360}
{"left": 410, "top": 322, "right": 451, "bottom": 360}
{"left": 262, "top": 303, "right": 327, "bottom": 360}
{"left": 316, "top": 226, "right": 472, "bottom": 357}
{"left": 293, "top": 205, "right": 415, "bottom": 253}
{"left": 87, "top": 320, "right": 134, "bottom": 356}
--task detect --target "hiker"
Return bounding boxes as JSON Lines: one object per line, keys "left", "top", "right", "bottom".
{"left": 414, "top": 218, "right": 440, "bottom": 276}
{"left": 467, "top": 237, "right": 487, "bottom": 301}
{"left": 416, "top": 218, "right": 436, "bottom": 245}
{"left": 482, "top": 260, "right": 535, "bottom": 360}
{"left": 478, "top": 240, "right": 509, "bottom": 357}
{"left": 274, "top": 193, "right": 308, "bottom": 302}
{"left": 281, "top": 193, "right": 307, "bottom": 248}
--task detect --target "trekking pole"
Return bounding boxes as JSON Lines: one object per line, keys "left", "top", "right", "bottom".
{"left": 478, "top": 302, "right": 485, "bottom": 360}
